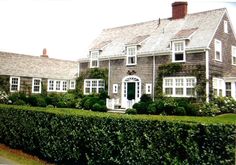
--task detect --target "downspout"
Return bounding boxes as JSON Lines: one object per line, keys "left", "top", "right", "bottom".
{"left": 108, "top": 57, "right": 111, "bottom": 96}
{"left": 152, "top": 54, "right": 155, "bottom": 101}
{"left": 205, "top": 50, "right": 209, "bottom": 102}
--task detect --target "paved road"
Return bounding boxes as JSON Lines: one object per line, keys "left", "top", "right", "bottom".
{"left": 0, "top": 156, "right": 18, "bottom": 165}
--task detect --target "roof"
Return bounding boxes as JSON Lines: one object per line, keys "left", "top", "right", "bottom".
{"left": 0, "top": 51, "right": 78, "bottom": 80}
{"left": 88, "top": 8, "right": 227, "bottom": 57}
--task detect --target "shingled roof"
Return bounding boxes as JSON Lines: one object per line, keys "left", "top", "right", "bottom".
{"left": 88, "top": 8, "right": 227, "bottom": 57}
{"left": 0, "top": 51, "right": 78, "bottom": 80}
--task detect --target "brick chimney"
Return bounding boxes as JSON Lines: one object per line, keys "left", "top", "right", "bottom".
{"left": 172, "top": 1, "right": 188, "bottom": 19}
{"left": 40, "top": 48, "right": 48, "bottom": 58}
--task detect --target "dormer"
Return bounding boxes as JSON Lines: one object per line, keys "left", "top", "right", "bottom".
{"left": 126, "top": 45, "right": 137, "bottom": 66}
{"left": 89, "top": 50, "right": 100, "bottom": 68}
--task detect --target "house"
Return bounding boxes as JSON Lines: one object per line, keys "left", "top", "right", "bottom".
{"left": 0, "top": 49, "right": 79, "bottom": 94}
{"left": 80, "top": 1, "right": 236, "bottom": 110}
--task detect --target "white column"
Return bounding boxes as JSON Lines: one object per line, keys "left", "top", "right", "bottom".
{"left": 205, "top": 50, "right": 210, "bottom": 102}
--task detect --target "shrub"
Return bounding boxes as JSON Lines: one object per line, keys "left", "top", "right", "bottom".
{"left": 8, "top": 92, "right": 27, "bottom": 104}
{"left": 0, "top": 105, "right": 235, "bottom": 164}
{"left": 13, "top": 99, "right": 26, "bottom": 105}
{"left": 133, "top": 102, "right": 148, "bottom": 114}
{"left": 147, "top": 103, "right": 156, "bottom": 114}
{"left": 199, "top": 102, "right": 220, "bottom": 116}
{"left": 91, "top": 103, "right": 107, "bottom": 112}
{"left": 140, "top": 94, "right": 152, "bottom": 103}
{"left": 57, "top": 93, "right": 76, "bottom": 108}
{"left": 213, "top": 97, "right": 236, "bottom": 114}
{"left": 46, "top": 105, "right": 54, "bottom": 108}
{"left": 0, "top": 91, "right": 8, "bottom": 104}
{"left": 126, "top": 108, "right": 137, "bottom": 115}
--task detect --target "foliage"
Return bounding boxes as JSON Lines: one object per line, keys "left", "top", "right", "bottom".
{"left": 8, "top": 92, "right": 27, "bottom": 104}
{"left": 0, "top": 104, "right": 235, "bottom": 164}
{"left": 140, "top": 94, "right": 152, "bottom": 103}
{"left": 80, "top": 94, "right": 107, "bottom": 112}
{"left": 0, "top": 91, "right": 8, "bottom": 104}
{"left": 0, "top": 76, "right": 10, "bottom": 94}
{"left": 125, "top": 108, "right": 137, "bottom": 115}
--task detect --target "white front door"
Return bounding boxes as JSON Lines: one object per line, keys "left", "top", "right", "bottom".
{"left": 121, "top": 76, "right": 141, "bottom": 109}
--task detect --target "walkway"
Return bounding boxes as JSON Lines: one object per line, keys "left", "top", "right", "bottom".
{"left": 0, "top": 156, "right": 18, "bottom": 165}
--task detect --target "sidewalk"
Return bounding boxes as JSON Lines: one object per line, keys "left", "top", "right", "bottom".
{"left": 0, "top": 156, "right": 18, "bottom": 165}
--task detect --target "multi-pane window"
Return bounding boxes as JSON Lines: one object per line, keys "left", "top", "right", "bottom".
{"left": 113, "top": 84, "right": 118, "bottom": 94}
{"left": 215, "top": 39, "right": 222, "bottom": 61}
{"left": 32, "top": 78, "right": 41, "bottom": 93}
{"left": 213, "top": 78, "right": 224, "bottom": 96}
{"left": 225, "top": 82, "right": 231, "bottom": 97}
{"left": 56, "top": 81, "right": 60, "bottom": 91}
{"left": 90, "top": 51, "right": 99, "bottom": 68}
{"left": 84, "top": 79, "right": 105, "bottom": 94}
{"left": 232, "top": 46, "right": 236, "bottom": 65}
{"left": 172, "top": 41, "right": 185, "bottom": 62}
{"left": 49, "top": 80, "right": 54, "bottom": 91}
{"left": 70, "top": 80, "right": 76, "bottom": 89}
{"left": 145, "top": 84, "right": 152, "bottom": 94}
{"left": 126, "top": 46, "right": 137, "bottom": 65}
{"left": 62, "top": 81, "right": 67, "bottom": 91}
{"left": 163, "top": 77, "right": 196, "bottom": 97}
{"left": 224, "top": 20, "right": 228, "bottom": 33}
{"left": 10, "top": 77, "right": 20, "bottom": 92}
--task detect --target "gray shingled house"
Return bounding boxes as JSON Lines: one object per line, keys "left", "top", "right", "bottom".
{"left": 0, "top": 49, "right": 79, "bottom": 94}
{"left": 79, "top": 2, "right": 236, "bottom": 110}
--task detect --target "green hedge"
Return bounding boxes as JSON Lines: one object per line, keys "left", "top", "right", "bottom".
{"left": 0, "top": 104, "right": 235, "bottom": 164}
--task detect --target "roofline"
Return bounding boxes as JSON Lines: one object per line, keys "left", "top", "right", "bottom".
{"left": 225, "top": 9, "right": 236, "bottom": 40}
{"left": 207, "top": 8, "right": 226, "bottom": 48}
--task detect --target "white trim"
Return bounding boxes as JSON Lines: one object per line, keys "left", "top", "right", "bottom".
{"left": 113, "top": 84, "right": 118, "bottom": 94}
{"left": 126, "top": 46, "right": 137, "bottom": 66}
{"left": 90, "top": 51, "right": 99, "bottom": 68}
{"left": 47, "top": 79, "right": 68, "bottom": 92}
{"left": 214, "top": 39, "right": 222, "bottom": 62}
{"left": 212, "top": 77, "right": 225, "bottom": 96}
{"left": 84, "top": 79, "right": 105, "bottom": 95}
{"left": 145, "top": 83, "right": 152, "bottom": 94}
{"left": 10, "top": 76, "right": 20, "bottom": 92}
{"left": 224, "top": 20, "right": 228, "bottom": 33}
{"left": 163, "top": 77, "right": 196, "bottom": 97}
{"left": 108, "top": 58, "right": 111, "bottom": 96}
{"left": 172, "top": 41, "right": 186, "bottom": 63}
{"left": 152, "top": 55, "right": 155, "bottom": 101}
{"left": 77, "top": 64, "right": 80, "bottom": 77}
{"left": 32, "top": 78, "right": 42, "bottom": 94}
{"left": 232, "top": 46, "right": 236, "bottom": 66}
{"left": 69, "top": 80, "right": 76, "bottom": 89}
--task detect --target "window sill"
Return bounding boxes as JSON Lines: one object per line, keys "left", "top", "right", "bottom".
{"left": 126, "top": 63, "right": 137, "bottom": 66}
{"left": 215, "top": 59, "right": 222, "bottom": 62}
{"left": 172, "top": 60, "right": 185, "bottom": 63}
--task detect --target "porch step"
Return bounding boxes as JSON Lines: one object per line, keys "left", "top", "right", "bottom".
{"left": 108, "top": 108, "right": 126, "bottom": 114}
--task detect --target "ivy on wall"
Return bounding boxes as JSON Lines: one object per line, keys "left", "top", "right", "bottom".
{"left": 76, "top": 68, "right": 108, "bottom": 96}
{"left": 155, "top": 63, "right": 206, "bottom": 101}
{"left": 0, "top": 76, "right": 10, "bottom": 94}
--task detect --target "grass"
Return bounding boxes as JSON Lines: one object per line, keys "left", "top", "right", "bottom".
{"left": 0, "top": 144, "right": 53, "bottom": 165}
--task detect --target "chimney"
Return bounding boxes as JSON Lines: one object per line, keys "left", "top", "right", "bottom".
{"left": 40, "top": 48, "right": 48, "bottom": 58}
{"left": 172, "top": 1, "right": 188, "bottom": 19}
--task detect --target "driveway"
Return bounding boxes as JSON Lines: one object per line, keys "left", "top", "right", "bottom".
{"left": 0, "top": 156, "right": 18, "bottom": 165}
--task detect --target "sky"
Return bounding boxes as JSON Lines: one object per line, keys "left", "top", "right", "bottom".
{"left": 0, "top": 0, "right": 235, "bottom": 61}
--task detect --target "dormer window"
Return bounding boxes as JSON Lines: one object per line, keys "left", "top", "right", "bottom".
{"left": 224, "top": 20, "right": 228, "bottom": 33}
{"left": 90, "top": 51, "right": 99, "bottom": 68}
{"left": 172, "top": 41, "right": 185, "bottom": 62}
{"left": 126, "top": 46, "right": 137, "bottom": 65}
{"left": 215, "top": 39, "right": 222, "bottom": 62}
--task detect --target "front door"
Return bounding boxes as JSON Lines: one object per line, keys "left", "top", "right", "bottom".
{"left": 127, "top": 82, "right": 135, "bottom": 100}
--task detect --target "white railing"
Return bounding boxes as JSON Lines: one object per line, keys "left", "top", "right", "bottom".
{"left": 106, "top": 98, "right": 120, "bottom": 110}
{"left": 127, "top": 99, "right": 135, "bottom": 109}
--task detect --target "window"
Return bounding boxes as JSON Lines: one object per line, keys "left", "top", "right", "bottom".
{"left": 113, "top": 84, "right": 118, "bottom": 94}
{"left": 215, "top": 39, "right": 222, "bottom": 61}
{"left": 225, "top": 82, "right": 231, "bottom": 97}
{"left": 84, "top": 79, "right": 105, "bottom": 94}
{"left": 90, "top": 51, "right": 99, "bottom": 68}
{"left": 70, "top": 80, "right": 76, "bottom": 89}
{"left": 213, "top": 78, "right": 224, "bottom": 96}
{"left": 62, "top": 81, "right": 67, "bottom": 91}
{"left": 163, "top": 77, "right": 196, "bottom": 97}
{"left": 224, "top": 20, "right": 228, "bottom": 33}
{"left": 126, "top": 46, "right": 137, "bottom": 65}
{"left": 10, "top": 77, "right": 20, "bottom": 92}
{"left": 48, "top": 80, "right": 68, "bottom": 92}
{"left": 145, "top": 84, "right": 152, "bottom": 94}
{"left": 32, "top": 78, "right": 41, "bottom": 93}
{"left": 232, "top": 46, "right": 236, "bottom": 65}
{"left": 172, "top": 41, "right": 185, "bottom": 62}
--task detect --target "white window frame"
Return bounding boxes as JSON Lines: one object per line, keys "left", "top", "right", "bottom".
{"left": 212, "top": 77, "right": 225, "bottom": 96}
{"left": 113, "top": 84, "right": 118, "bottom": 94}
{"left": 172, "top": 41, "right": 186, "bottom": 63}
{"left": 163, "top": 77, "right": 196, "bottom": 97}
{"left": 90, "top": 51, "right": 99, "bottom": 68}
{"left": 224, "top": 20, "right": 228, "bottom": 33}
{"left": 10, "top": 76, "right": 20, "bottom": 92}
{"left": 232, "top": 46, "right": 236, "bottom": 65}
{"left": 84, "top": 79, "right": 105, "bottom": 95}
{"left": 145, "top": 83, "right": 152, "bottom": 94}
{"left": 215, "top": 39, "right": 222, "bottom": 62}
{"left": 47, "top": 79, "right": 68, "bottom": 92}
{"left": 126, "top": 46, "right": 137, "bottom": 66}
{"left": 32, "top": 78, "right": 41, "bottom": 93}
{"left": 69, "top": 80, "right": 76, "bottom": 89}
{"left": 225, "top": 82, "right": 232, "bottom": 97}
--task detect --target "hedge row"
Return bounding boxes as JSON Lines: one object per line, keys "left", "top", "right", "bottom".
{"left": 0, "top": 104, "right": 235, "bottom": 164}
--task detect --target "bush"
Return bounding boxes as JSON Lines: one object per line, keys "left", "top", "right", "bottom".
{"left": 91, "top": 103, "right": 107, "bottom": 112}
{"left": 140, "top": 94, "right": 152, "bottom": 103}
{"left": 57, "top": 93, "right": 76, "bottom": 108}
{"left": 8, "top": 92, "right": 27, "bottom": 104}
{"left": 133, "top": 102, "right": 148, "bottom": 114}
{"left": 0, "top": 91, "right": 8, "bottom": 104}
{"left": 13, "top": 99, "right": 26, "bottom": 105}
{"left": 126, "top": 108, "right": 137, "bottom": 115}
{"left": 0, "top": 104, "right": 235, "bottom": 164}
{"left": 213, "top": 97, "right": 236, "bottom": 114}
{"left": 198, "top": 102, "right": 220, "bottom": 116}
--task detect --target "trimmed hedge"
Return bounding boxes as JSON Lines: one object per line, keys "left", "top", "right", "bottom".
{"left": 0, "top": 104, "right": 235, "bottom": 164}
